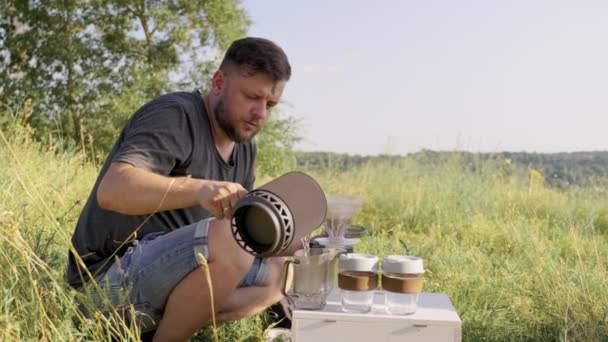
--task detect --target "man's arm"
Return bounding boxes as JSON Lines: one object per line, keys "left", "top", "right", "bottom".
{"left": 97, "top": 162, "right": 246, "bottom": 219}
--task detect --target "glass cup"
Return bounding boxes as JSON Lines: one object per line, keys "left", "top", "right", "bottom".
{"left": 338, "top": 254, "right": 379, "bottom": 313}
{"left": 381, "top": 256, "right": 425, "bottom": 315}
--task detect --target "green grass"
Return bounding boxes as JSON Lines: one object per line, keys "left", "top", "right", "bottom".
{"left": 1, "top": 127, "right": 607, "bottom": 341}
{"left": 310, "top": 156, "right": 608, "bottom": 342}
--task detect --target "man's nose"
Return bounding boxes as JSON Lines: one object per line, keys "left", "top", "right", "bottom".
{"left": 252, "top": 101, "right": 267, "bottom": 119}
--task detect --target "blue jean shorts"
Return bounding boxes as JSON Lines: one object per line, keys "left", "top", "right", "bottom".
{"left": 90, "top": 218, "right": 267, "bottom": 332}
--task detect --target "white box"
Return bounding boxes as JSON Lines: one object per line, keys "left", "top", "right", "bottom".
{"left": 291, "top": 290, "right": 461, "bottom": 342}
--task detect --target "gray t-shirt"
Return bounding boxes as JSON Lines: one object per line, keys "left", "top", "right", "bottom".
{"left": 67, "top": 90, "right": 256, "bottom": 287}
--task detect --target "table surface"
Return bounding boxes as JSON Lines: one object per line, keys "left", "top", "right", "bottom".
{"left": 292, "top": 290, "right": 462, "bottom": 326}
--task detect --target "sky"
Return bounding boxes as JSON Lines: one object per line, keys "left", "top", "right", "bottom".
{"left": 242, "top": 0, "right": 608, "bottom": 156}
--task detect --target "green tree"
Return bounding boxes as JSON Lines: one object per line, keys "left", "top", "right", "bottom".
{"left": 256, "top": 113, "right": 302, "bottom": 177}
{"left": 0, "top": 0, "right": 250, "bottom": 157}
{"left": 0, "top": 0, "right": 115, "bottom": 151}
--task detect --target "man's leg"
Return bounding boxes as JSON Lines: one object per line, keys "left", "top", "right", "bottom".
{"left": 214, "top": 257, "right": 287, "bottom": 323}
{"left": 152, "top": 219, "right": 254, "bottom": 342}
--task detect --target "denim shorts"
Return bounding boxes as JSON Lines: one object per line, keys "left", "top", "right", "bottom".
{"left": 89, "top": 218, "right": 267, "bottom": 332}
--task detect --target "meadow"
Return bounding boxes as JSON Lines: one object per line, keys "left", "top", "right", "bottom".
{"left": 1, "top": 126, "right": 607, "bottom": 341}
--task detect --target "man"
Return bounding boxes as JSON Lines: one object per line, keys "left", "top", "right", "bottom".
{"left": 68, "top": 37, "right": 292, "bottom": 341}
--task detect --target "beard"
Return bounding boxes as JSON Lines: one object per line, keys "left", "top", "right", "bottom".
{"left": 214, "top": 98, "right": 262, "bottom": 143}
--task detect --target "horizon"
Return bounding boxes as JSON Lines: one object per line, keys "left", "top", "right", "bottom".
{"left": 244, "top": 0, "right": 608, "bottom": 155}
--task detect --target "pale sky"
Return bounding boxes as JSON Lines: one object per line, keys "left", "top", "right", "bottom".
{"left": 243, "top": 0, "right": 608, "bottom": 155}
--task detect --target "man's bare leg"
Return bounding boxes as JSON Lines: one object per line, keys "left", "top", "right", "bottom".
{"left": 215, "top": 257, "right": 287, "bottom": 322}
{"left": 152, "top": 219, "right": 254, "bottom": 342}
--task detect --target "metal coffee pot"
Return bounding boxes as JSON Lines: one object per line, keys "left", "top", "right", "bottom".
{"left": 230, "top": 171, "right": 327, "bottom": 257}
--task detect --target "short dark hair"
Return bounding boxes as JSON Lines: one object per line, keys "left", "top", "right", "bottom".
{"left": 220, "top": 37, "right": 291, "bottom": 82}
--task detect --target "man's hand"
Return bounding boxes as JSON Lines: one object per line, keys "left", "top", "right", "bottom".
{"left": 197, "top": 180, "right": 248, "bottom": 219}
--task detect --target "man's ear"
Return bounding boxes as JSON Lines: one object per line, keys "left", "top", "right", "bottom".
{"left": 212, "top": 70, "right": 226, "bottom": 96}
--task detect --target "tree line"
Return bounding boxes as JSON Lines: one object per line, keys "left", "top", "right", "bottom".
{"left": 4, "top": 2, "right": 602, "bottom": 184}
{"left": 296, "top": 150, "right": 608, "bottom": 188}
{"left": 1, "top": 0, "right": 250, "bottom": 153}
{"left": 0, "top": 0, "right": 300, "bottom": 177}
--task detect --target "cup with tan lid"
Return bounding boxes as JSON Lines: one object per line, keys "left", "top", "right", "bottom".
{"left": 382, "top": 255, "right": 425, "bottom": 315}
{"left": 338, "top": 253, "right": 379, "bottom": 313}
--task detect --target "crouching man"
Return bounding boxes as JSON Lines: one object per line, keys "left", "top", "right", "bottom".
{"left": 67, "top": 37, "right": 293, "bottom": 341}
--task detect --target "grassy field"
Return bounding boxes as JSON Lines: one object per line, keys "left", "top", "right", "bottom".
{"left": 1, "top": 127, "right": 607, "bottom": 341}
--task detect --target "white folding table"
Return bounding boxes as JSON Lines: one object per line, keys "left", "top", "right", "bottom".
{"left": 291, "top": 290, "right": 462, "bottom": 342}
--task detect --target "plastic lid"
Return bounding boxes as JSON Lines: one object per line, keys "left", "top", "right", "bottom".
{"left": 382, "top": 255, "right": 425, "bottom": 274}
{"left": 338, "top": 253, "right": 379, "bottom": 272}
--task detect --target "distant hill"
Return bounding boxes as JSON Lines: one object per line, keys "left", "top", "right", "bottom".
{"left": 295, "top": 150, "right": 608, "bottom": 187}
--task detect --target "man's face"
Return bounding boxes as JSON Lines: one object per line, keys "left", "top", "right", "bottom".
{"left": 213, "top": 70, "right": 286, "bottom": 143}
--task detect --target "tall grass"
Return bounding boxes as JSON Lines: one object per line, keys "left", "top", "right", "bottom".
{"left": 0, "top": 122, "right": 268, "bottom": 340}
{"left": 1, "top": 122, "right": 607, "bottom": 341}
{"left": 311, "top": 155, "right": 608, "bottom": 341}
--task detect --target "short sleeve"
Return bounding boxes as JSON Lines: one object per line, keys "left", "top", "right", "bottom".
{"left": 112, "top": 100, "right": 194, "bottom": 175}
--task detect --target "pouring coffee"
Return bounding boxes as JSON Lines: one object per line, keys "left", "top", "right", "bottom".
{"left": 230, "top": 171, "right": 327, "bottom": 257}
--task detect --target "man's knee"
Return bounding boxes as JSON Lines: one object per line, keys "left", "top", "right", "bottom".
{"left": 206, "top": 219, "right": 254, "bottom": 280}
